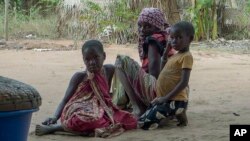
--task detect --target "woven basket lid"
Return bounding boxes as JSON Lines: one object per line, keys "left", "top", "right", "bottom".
{"left": 0, "top": 76, "right": 42, "bottom": 111}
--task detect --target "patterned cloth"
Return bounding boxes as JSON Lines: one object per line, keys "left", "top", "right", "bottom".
{"left": 61, "top": 71, "right": 137, "bottom": 137}
{"left": 111, "top": 72, "right": 129, "bottom": 109}
{"left": 138, "top": 101, "right": 188, "bottom": 130}
{"left": 115, "top": 55, "right": 157, "bottom": 106}
{"left": 138, "top": 8, "right": 166, "bottom": 30}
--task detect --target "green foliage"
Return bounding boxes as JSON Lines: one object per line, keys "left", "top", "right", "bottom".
{"left": 187, "top": 0, "right": 217, "bottom": 41}
{"left": 0, "top": 0, "right": 21, "bottom": 10}
{"left": 245, "top": 0, "right": 250, "bottom": 28}
{"left": 78, "top": 0, "right": 105, "bottom": 38}
{"left": 66, "top": 0, "right": 140, "bottom": 43}
{"left": 2, "top": 0, "right": 249, "bottom": 42}
{"left": 247, "top": 0, "right": 250, "bottom": 13}
{"left": 0, "top": 3, "right": 57, "bottom": 39}
{"left": 85, "top": 0, "right": 102, "bottom": 11}
{"left": 100, "top": 0, "right": 140, "bottom": 43}
{"left": 1, "top": 0, "right": 60, "bottom": 14}
{"left": 40, "top": 0, "right": 60, "bottom": 5}
{"left": 37, "top": 0, "right": 60, "bottom": 13}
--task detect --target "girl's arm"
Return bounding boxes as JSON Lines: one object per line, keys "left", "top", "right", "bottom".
{"left": 151, "top": 68, "right": 191, "bottom": 105}
{"left": 54, "top": 72, "right": 85, "bottom": 118}
{"left": 148, "top": 43, "right": 161, "bottom": 78}
{"left": 42, "top": 72, "right": 85, "bottom": 125}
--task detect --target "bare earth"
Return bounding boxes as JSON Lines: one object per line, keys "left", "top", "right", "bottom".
{"left": 0, "top": 40, "right": 250, "bottom": 141}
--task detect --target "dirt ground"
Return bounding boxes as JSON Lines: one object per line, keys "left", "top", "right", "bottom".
{"left": 0, "top": 40, "right": 250, "bottom": 141}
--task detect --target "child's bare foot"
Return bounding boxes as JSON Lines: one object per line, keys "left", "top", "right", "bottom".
{"left": 35, "top": 124, "right": 57, "bottom": 136}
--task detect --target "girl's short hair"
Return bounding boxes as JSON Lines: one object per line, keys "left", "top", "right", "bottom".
{"left": 82, "top": 39, "right": 104, "bottom": 53}
{"left": 173, "top": 21, "right": 195, "bottom": 37}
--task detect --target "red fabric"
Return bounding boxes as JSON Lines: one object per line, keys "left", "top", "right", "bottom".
{"left": 94, "top": 73, "right": 137, "bottom": 130}
{"left": 141, "top": 58, "right": 149, "bottom": 72}
{"left": 61, "top": 72, "right": 137, "bottom": 133}
{"left": 151, "top": 33, "right": 165, "bottom": 40}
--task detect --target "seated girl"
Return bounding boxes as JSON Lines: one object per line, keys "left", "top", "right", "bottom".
{"left": 35, "top": 40, "right": 137, "bottom": 138}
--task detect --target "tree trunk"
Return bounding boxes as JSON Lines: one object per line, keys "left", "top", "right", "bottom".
{"left": 211, "top": 0, "right": 217, "bottom": 40}
{"left": 167, "top": 0, "right": 181, "bottom": 25}
{"left": 217, "top": 0, "right": 226, "bottom": 37}
{"left": 4, "top": 0, "right": 9, "bottom": 41}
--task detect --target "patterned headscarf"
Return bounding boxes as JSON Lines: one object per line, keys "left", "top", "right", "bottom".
{"left": 138, "top": 8, "right": 166, "bottom": 30}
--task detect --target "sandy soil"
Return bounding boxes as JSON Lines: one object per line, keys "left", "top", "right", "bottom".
{"left": 0, "top": 40, "right": 250, "bottom": 141}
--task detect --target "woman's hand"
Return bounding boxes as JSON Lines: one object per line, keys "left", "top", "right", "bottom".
{"left": 151, "top": 97, "right": 166, "bottom": 106}
{"left": 42, "top": 117, "right": 58, "bottom": 125}
{"left": 162, "top": 41, "right": 172, "bottom": 60}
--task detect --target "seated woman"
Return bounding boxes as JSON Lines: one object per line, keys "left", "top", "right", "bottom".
{"left": 35, "top": 40, "right": 137, "bottom": 138}
{"left": 112, "top": 8, "right": 175, "bottom": 110}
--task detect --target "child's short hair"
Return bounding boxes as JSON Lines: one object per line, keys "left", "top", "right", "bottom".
{"left": 173, "top": 21, "right": 195, "bottom": 37}
{"left": 82, "top": 39, "right": 104, "bottom": 53}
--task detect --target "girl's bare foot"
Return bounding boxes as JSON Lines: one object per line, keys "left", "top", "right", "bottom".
{"left": 35, "top": 124, "right": 58, "bottom": 136}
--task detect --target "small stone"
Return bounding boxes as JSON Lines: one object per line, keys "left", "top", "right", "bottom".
{"left": 0, "top": 39, "right": 6, "bottom": 45}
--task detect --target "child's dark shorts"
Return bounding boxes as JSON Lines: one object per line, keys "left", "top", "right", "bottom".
{"left": 138, "top": 100, "right": 188, "bottom": 130}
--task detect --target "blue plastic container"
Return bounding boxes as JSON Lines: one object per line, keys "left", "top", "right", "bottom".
{"left": 0, "top": 109, "right": 38, "bottom": 141}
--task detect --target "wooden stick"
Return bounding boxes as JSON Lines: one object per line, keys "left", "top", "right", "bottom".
{"left": 4, "top": 0, "right": 9, "bottom": 41}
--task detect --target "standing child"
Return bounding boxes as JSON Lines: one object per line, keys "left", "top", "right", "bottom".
{"left": 35, "top": 40, "right": 137, "bottom": 137}
{"left": 115, "top": 21, "right": 194, "bottom": 129}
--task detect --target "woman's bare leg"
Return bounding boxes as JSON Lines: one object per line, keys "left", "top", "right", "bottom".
{"left": 116, "top": 69, "right": 146, "bottom": 117}
{"left": 35, "top": 124, "right": 64, "bottom": 136}
{"left": 35, "top": 124, "right": 93, "bottom": 136}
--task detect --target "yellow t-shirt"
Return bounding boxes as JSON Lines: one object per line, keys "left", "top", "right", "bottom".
{"left": 156, "top": 51, "right": 193, "bottom": 101}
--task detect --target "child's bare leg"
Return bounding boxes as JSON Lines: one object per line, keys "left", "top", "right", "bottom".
{"left": 176, "top": 109, "right": 188, "bottom": 126}
{"left": 35, "top": 124, "right": 64, "bottom": 136}
{"left": 116, "top": 69, "right": 146, "bottom": 117}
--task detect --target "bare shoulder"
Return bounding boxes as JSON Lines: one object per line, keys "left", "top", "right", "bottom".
{"left": 61, "top": 71, "right": 87, "bottom": 101}
{"left": 104, "top": 64, "right": 115, "bottom": 69}
{"left": 103, "top": 64, "right": 115, "bottom": 86}
{"left": 70, "top": 71, "right": 87, "bottom": 85}
{"left": 103, "top": 64, "right": 115, "bottom": 77}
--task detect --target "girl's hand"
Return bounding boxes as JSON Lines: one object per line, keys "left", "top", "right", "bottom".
{"left": 151, "top": 97, "right": 166, "bottom": 106}
{"left": 42, "top": 117, "right": 57, "bottom": 125}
